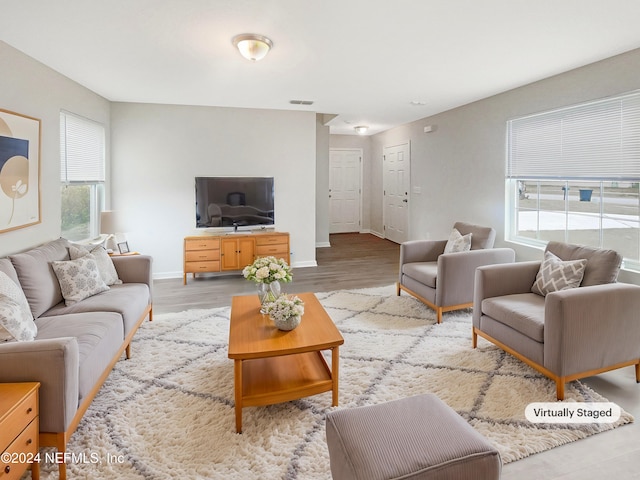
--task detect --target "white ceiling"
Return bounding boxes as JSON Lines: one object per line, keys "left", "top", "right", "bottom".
{"left": 2, "top": 0, "right": 640, "bottom": 135}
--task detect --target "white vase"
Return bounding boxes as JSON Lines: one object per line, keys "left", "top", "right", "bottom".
{"left": 272, "top": 314, "right": 301, "bottom": 331}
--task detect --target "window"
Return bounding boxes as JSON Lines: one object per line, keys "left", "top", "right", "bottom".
{"left": 506, "top": 91, "right": 640, "bottom": 271}
{"left": 60, "top": 111, "right": 105, "bottom": 241}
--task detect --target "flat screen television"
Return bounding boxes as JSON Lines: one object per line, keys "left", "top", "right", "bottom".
{"left": 195, "top": 176, "right": 275, "bottom": 230}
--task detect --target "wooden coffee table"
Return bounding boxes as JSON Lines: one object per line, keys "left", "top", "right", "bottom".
{"left": 228, "top": 292, "right": 344, "bottom": 433}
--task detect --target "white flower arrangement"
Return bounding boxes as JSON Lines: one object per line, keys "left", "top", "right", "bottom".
{"left": 242, "top": 256, "right": 292, "bottom": 284}
{"left": 261, "top": 295, "right": 305, "bottom": 322}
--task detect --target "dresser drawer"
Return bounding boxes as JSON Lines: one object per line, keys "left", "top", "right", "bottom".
{"left": 0, "top": 418, "right": 38, "bottom": 480}
{"left": 185, "top": 238, "right": 220, "bottom": 251}
{"left": 0, "top": 389, "right": 37, "bottom": 451}
{"left": 184, "top": 261, "right": 220, "bottom": 273}
{"left": 185, "top": 250, "right": 219, "bottom": 262}
{"left": 255, "top": 244, "right": 289, "bottom": 257}
{"left": 255, "top": 235, "right": 287, "bottom": 246}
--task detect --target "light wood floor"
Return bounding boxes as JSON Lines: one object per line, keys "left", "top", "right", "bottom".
{"left": 153, "top": 233, "right": 640, "bottom": 479}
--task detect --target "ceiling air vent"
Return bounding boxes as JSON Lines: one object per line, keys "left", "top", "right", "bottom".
{"left": 289, "top": 100, "right": 314, "bottom": 105}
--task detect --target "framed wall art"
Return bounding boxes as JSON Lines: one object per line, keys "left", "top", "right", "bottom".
{"left": 0, "top": 109, "right": 41, "bottom": 233}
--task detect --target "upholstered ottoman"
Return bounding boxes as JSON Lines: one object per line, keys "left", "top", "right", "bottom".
{"left": 325, "top": 394, "right": 501, "bottom": 480}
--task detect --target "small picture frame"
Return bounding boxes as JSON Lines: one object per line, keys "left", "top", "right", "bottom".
{"left": 117, "top": 241, "right": 130, "bottom": 254}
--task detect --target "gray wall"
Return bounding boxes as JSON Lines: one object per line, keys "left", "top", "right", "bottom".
{"left": 316, "top": 114, "right": 330, "bottom": 247}
{"left": 0, "top": 41, "right": 110, "bottom": 257}
{"left": 110, "top": 103, "right": 317, "bottom": 278}
{"left": 370, "top": 47, "right": 640, "bottom": 284}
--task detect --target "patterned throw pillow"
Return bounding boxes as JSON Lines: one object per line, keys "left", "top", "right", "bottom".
{"left": 69, "top": 244, "right": 122, "bottom": 286}
{"left": 531, "top": 250, "right": 588, "bottom": 296}
{"left": 0, "top": 272, "right": 37, "bottom": 342}
{"left": 51, "top": 256, "right": 110, "bottom": 306}
{"left": 443, "top": 228, "right": 472, "bottom": 254}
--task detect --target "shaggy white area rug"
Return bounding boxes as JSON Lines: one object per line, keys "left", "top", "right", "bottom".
{"left": 35, "top": 285, "right": 633, "bottom": 479}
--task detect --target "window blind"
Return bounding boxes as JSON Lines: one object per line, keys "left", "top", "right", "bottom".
{"left": 507, "top": 90, "right": 640, "bottom": 180}
{"left": 60, "top": 111, "right": 105, "bottom": 183}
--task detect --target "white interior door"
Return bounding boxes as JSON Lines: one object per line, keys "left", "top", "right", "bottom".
{"left": 383, "top": 142, "right": 410, "bottom": 243}
{"left": 329, "top": 149, "right": 362, "bottom": 233}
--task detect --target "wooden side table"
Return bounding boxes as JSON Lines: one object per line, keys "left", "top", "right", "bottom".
{"left": 0, "top": 383, "right": 40, "bottom": 480}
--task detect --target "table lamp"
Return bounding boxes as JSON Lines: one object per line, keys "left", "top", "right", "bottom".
{"left": 100, "top": 210, "right": 124, "bottom": 252}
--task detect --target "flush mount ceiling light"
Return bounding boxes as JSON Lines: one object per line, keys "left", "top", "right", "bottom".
{"left": 232, "top": 34, "right": 273, "bottom": 62}
{"left": 354, "top": 125, "right": 369, "bottom": 135}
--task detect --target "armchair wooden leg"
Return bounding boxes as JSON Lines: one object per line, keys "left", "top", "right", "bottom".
{"left": 436, "top": 308, "right": 443, "bottom": 324}
{"left": 635, "top": 362, "right": 640, "bottom": 383}
{"left": 472, "top": 329, "right": 477, "bottom": 348}
{"left": 556, "top": 379, "right": 565, "bottom": 401}
{"left": 396, "top": 282, "right": 401, "bottom": 296}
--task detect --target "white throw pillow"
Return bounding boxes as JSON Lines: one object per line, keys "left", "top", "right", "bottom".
{"left": 69, "top": 244, "right": 122, "bottom": 286}
{"left": 531, "top": 250, "right": 587, "bottom": 296}
{"left": 51, "top": 256, "right": 110, "bottom": 306}
{"left": 444, "top": 228, "right": 472, "bottom": 254}
{"left": 0, "top": 272, "right": 36, "bottom": 342}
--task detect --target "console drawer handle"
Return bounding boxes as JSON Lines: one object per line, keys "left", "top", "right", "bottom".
{"left": 26, "top": 407, "right": 33, "bottom": 414}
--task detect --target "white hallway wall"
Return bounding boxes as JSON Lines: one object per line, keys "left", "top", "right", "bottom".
{"left": 110, "top": 103, "right": 317, "bottom": 278}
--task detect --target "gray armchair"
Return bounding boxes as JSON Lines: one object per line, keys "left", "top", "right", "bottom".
{"left": 397, "top": 222, "right": 515, "bottom": 323}
{"left": 473, "top": 241, "right": 640, "bottom": 400}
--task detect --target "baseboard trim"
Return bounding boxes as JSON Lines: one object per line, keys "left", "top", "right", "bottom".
{"left": 293, "top": 260, "right": 318, "bottom": 268}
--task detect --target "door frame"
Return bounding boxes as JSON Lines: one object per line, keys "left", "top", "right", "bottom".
{"left": 329, "top": 147, "right": 364, "bottom": 234}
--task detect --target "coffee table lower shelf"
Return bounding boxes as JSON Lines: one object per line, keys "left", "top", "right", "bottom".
{"left": 233, "top": 349, "right": 338, "bottom": 433}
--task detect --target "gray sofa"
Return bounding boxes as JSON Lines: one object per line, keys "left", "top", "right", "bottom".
{"left": 0, "top": 238, "right": 152, "bottom": 480}
{"left": 473, "top": 241, "right": 640, "bottom": 400}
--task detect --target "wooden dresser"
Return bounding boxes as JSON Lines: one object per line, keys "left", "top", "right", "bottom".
{"left": 0, "top": 383, "right": 40, "bottom": 480}
{"left": 184, "top": 232, "right": 290, "bottom": 284}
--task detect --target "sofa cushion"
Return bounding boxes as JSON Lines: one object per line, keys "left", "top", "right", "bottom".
{"left": 482, "top": 293, "right": 545, "bottom": 342}
{"left": 51, "top": 256, "right": 110, "bottom": 306}
{"left": 69, "top": 245, "right": 122, "bottom": 286}
{"left": 402, "top": 262, "right": 438, "bottom": 288}
{"left": 35, "top": 312, "right": 124, "bottom": 406}
{"left": 531, "top": 251, "right": 587, "bottom": 297}
{"left": 0, "top": 272, "right": 36, "bottom": 342}
{"left": 9, "top": 238, "right": 71, "bottom": 318}
{"left": 546, "top": 241, "right": 621, "bottom": 286}
{"left": 454, "top": 222, "right": 496, "bottom": 250}
{"left": 444, "top": 228, "right": 472, "bottom": 253}
{"left": 42, "top": 283, "right": 151, "bottom": 336}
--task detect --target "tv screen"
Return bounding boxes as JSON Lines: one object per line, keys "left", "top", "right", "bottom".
{"left": 195, "top": 177, "right": 275, "bottom": 229}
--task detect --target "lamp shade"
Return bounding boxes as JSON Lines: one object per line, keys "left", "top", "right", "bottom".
{"left": 100, "top": 210, "right": 124, "bottom": 234}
